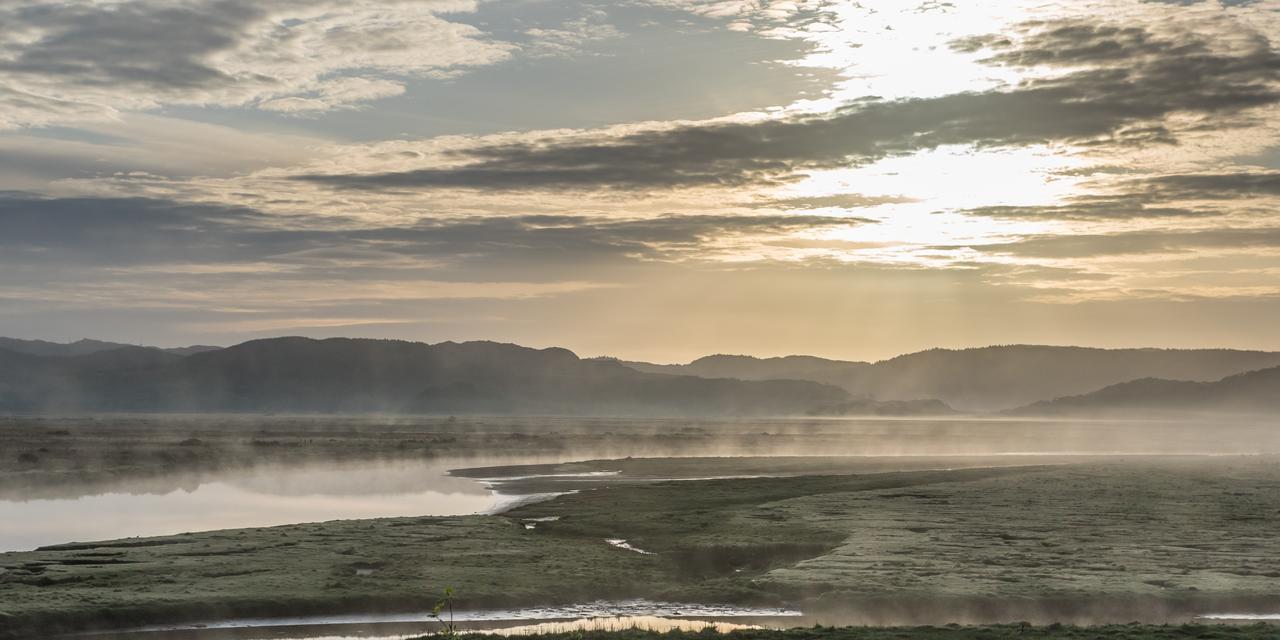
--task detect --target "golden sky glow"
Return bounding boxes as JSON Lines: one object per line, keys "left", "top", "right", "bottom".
{"left": 2, "top": 0, "right": 1280, "bottom": 361}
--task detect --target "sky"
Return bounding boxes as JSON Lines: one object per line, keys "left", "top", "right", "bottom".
{"left": 2, "top": 0, "right": 1280, "bottom": 362}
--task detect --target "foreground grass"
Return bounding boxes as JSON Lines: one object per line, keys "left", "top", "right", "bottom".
{"left": 507, "top": 456, "right": 1280, "bottom": 607}
{"left": 0, "top": 515, "right": 665, "bottom": 637}
{"left": 3, "top": 457, "right": 1280, "bottom": 637}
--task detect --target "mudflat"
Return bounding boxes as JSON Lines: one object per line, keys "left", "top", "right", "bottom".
{"left": 3, "top": 453, "right": 1279, "bottom": 637}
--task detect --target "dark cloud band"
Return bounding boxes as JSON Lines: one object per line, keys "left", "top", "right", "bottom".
{"left": 295, "top": 19, "right": 1280, "bottom": 192}
{"left": 0, "top": 193, "right": 868, "bottom": 270}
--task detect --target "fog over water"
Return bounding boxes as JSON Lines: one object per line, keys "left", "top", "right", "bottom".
{"left": 0, "top": 456, "right": 535, "bottom": 553}
{"left": 4, "top": 417, "right": 1278, "bottom": 553}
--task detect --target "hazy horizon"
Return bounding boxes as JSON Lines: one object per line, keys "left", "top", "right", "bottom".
{"left": 9, "top": 333, "right": 1280, "bottom": 366}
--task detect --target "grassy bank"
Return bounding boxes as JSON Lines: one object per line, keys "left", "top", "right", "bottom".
{"left": 3, "top": 457, "right": 1280, "bottom": 637}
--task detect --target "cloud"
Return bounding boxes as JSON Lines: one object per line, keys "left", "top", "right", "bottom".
{"left": 293, "top": 17, "right": 1280, "bottom": 191}
{"left": 0, "top": 192, "right": 887, "bottom": 345}
{"left": 959, "top": 197, "right": 1213, "bottom": 221}
{"left": 359, "top": 213, "right": 874, "bottom": 267}
{"left": 0, "top": 1, "right": 258, "bottom": 90}
{"left": 258, "top": 77, "right": 407, "bottom": 113}
{"left": 0, "top": 193, "right": 868, "bottom": 271}
{"left": 0, "top": 83, "right": 117, "bottom": 129}
{"left": 648, "top": 0, "right": 817, "bottom": 34}
{"left": 974, "top": 18, "right": 1280, "bottom": 114}
{"left": 0, "top": 0, "right": 514, "bottom": 126}
{"left": 953, "top": 22, "right": 1212, "bottom": 66}
{"left": 969, "top": 228, "right": 1280, "bottom": 259}
{"left": 523, "top": 12, "right": 623, "bottom": 58}
{"left": 0, "top": 192, "right": 290, "bottom": 266}
{"left": 1136, "top": 171, "right": 1280, "bottom": 199}
{"left": 755, "top": 194, "right": 920, "bottom": 210}
{"left": 0, "top": 114, "right": 326, "bottom": 188}
{"left": 954, "top": 167, "right": 1280, "bottom": 220}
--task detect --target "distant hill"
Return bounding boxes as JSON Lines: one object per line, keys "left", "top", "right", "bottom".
{"left": 0, "top": 337, "right": 220, "bottom": 358}
{"left": 9, "top": 338, "right": 1276, "bottom": 416}
{"left": 1013, "top": 365, "right": 1280, "bottom": 416}
{"left": 0, "top": 337, "right": 847, "bottom": 416}
{"left": 622, "top": 346, "right": 1280, "bottom": 412}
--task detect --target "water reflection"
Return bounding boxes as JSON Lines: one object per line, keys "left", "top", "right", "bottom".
{"left": 90, "top": 601, "right": 800, "bottom": 640}
{"left": 81, "top": 618, "right": 774, "bottom": 640}
{"left": 1199, "top": 613, "right": 1280, "bottom": 621}
{"left": 0, "top": 456, "right": 550, "bottom": 553}
{"left": 480, "top": 616, "right": 761, "bottom": 635}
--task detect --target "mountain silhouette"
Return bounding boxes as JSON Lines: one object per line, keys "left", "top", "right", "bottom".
{"left": 1012, "top": 365, "right": 1280, "bottom": 416}
{"left": 0, "top": 337, "right": 219, "bottom": 358}
{"left": 0, "top": 337, "right": 847, "bottom": 416}
{"left": 622, "top": 345, "right": 1280, "bottom": 411}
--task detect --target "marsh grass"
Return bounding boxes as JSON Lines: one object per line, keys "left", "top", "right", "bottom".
{"left": 433, "top": 586, "right": 458, "bottom": 636}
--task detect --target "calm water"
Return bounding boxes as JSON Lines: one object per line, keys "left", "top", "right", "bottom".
{"left": 0, "top": 456, "right": 554, "bottom": 552}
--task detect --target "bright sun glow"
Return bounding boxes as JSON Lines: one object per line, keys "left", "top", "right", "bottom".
{"left": 755, "top": 144, "right": 1089, "bottom": 265}
{"left": 786, "top": 0, "right": 1046, "bottom": 104}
